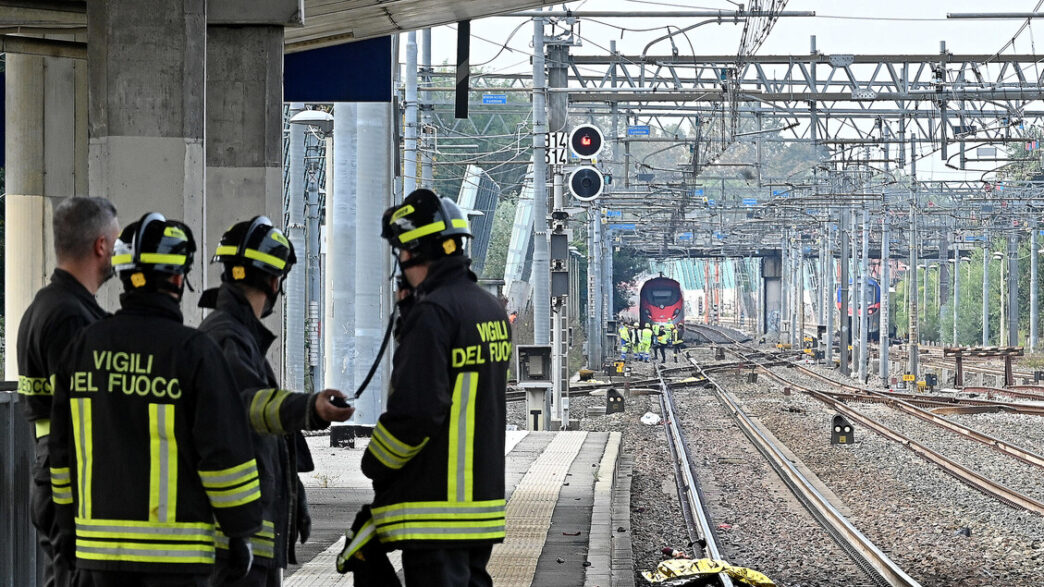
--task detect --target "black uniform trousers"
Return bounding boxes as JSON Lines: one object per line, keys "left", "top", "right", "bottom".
{"left": 654, "top": 342, "right": 667, "bottom": 362}
{"left": 88, "top": 571, "right": 207, "bottom": 587}
{"left": 32, "top": 435, "right": 77, "bottom": 587}
{"left": 402, "top": 546, "right": 493, "bottom": 587}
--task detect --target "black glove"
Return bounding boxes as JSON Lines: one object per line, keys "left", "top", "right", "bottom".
{"left": 226, "top": 536, "right": 254, "bottom": 581}
{"left": 297, "top": 494, "right": 312, "bottom": 544}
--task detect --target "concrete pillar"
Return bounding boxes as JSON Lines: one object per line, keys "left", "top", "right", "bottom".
{"left": 88, "top": 0, "right": 206, "bottom": 321}
{"left": 324, "top": 103, "right": 357, "bottom": 399}
{"left": 4, "top": 53, "right": 87, "bottom": 378}
{"left": 205, "top": 24, "right": 284, "bottom": 373}
{"left": 354, "top": 102, "right": 394, "bottom": 426}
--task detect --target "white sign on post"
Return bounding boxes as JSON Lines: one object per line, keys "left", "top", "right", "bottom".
{"left": 544, "top": 131, "right": 568, "bottom": 166}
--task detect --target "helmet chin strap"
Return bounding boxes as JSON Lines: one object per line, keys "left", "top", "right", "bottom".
{"left": 397, "top": 252, "right": 426, "bottom": 271}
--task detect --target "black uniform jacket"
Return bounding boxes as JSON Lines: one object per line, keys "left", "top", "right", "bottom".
{"left": 198, "top": 284, "right": 325, "bottom": 568}
{"left": 49, "top": 291, "right": 262, "bottom": 574}
{"left": 361, "top": 255, "right": 511, "bottom": 549}
{"left": 17, "top": 269, "right": 108, "bottom": 443}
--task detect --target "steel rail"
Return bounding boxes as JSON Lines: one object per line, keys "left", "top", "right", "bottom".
{"left": 788, "top": 365, "right": 1044, "bottom": 470}
{"left": 755, "top": 365, "right": 1044, "bottom": 517}
{"left": 655, "top": 364, "right": 734, "bottom": 587}
{"left": 685, "top": 355, "right": 917, "bottom": 587}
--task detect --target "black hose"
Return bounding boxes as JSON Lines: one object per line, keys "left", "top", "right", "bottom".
{"left": 353, "top": 309, "right": 397, "bottom": 399}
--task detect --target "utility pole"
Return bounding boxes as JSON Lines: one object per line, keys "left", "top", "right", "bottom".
{"left": 840, "top": 214, "right": 850, "bottom": 376}
{"left": 1032, "top": 222, "right": 1039, "bottom": 351}
{"left": 938, "top": 232, "right": 950, "bottom": 345}
{"left": 858, "top": 208, "right": 869, "bottom": 382}
{"left": 908, "top": 133, "right": 919, "bottom": 379}
{"left": 404, "top": 31, "right": 418, "bottom": 195}
{"left": 420, "top": 28, "right": 433, "bottom": 187}
{"left": 826, "top": 222, "right": 834, "bottom": 366}
{"left": 880, "top": 214, "right": 891, "bottom": 384}
{"left": 531, "top": 18, "right": 550, "bottom": 345}
{"left": 952, "top": 234, "right": 959, "bottom": 346}
{"left": 849, "top": 210, "right": 858, "bottom": 353}
{"left": 983, "top": 233, "right": 990, "bottom": 346}
{"left": 1008, "top": 234, "right": 1019, "bottom": 347}
{"left": 303, "top": 127, "right": 324, "bottom": 392}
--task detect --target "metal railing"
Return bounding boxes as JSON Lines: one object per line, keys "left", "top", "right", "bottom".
{"left": 1, "top": 384, "right": 46, "bottom": 587}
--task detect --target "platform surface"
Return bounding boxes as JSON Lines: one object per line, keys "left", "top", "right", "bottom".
{"left": 285, "top": 430, "right": 624, "bottom": 586}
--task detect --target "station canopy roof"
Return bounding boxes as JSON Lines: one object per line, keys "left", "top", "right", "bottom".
{"left": 0, "top": 0, "right": 558, "bottom": 53}
{"left": 286, "top": 0, "right": 558, "bottom": 51}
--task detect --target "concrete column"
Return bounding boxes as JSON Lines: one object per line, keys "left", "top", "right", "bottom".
{"left": 354, "top": 102, "right": 394, "bottom": 426}
{"left": 4, "top": 53, "right": 87, "bottom": 378}
{"left": 324, "top": 104, "right": 358, "bottom": 400}
{"left": 205, "top": 24, "right": 284, "bottom": 373}
{"left": 88, "top": 0, "right": 206, "bottom": 321}
{"left": 205, "top": 26, "right": 283, "bottom": 280}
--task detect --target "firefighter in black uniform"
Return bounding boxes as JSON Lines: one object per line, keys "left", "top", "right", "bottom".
{"left": 49, "top": 212, "right": 262, "bottom": 587}
{"left": 198, "top": 216, "right": 355, "bottom": 586}
{"left": 16, "top": 196, "right": 119, "bottom": 587}
{"left": 339, "top": 189, "right": 511, "bottom": 586}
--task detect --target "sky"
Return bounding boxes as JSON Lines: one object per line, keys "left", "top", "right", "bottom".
{"left": 409, "top": 0, "right": 1044, "bottom": 183}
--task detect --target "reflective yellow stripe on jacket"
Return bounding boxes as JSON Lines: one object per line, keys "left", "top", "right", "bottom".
{"left": 75, "top": 517, "right": 216, "bottom": 565}
{"left": 50, "top": 466, "right": 73, "bottom": 505}
{"left": 447, "top": 372, "right": 478, "bottom": 502}
{"left": 371, "top": 371, "right": 505, "bottom": 544}
{"left": 371, "top": 500, "right": 506, "bottom": 543}
{"left": 249, "top": 389, "right": 292, "bottom": 434}
{"left": 215, "top": 519, "right": 275, "bottom": 559}
{"left": 71, "top": 398, "right": 94, "bottom": 519}
{"left": 148, "top": 404, "right": 178, "bottom": 523}
{"left": 366, "top": 422, "right": 429, "bottom": 471}
{"left": 198, "top": 460, "right": 261, "bottom": 509}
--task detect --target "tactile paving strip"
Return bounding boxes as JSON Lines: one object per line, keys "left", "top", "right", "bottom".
{"left": 488, "top": 431, "right": 589, "bottom": 587}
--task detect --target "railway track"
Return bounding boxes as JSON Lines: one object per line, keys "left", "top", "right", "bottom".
{"left": 718, "top": 344, "right": 1044, "bottom": 517}
{"left": 655, "top": 356, "right": 917, "bottom": 586}
{"left": 654, "top": 364, "right": 733, "bottom": 587}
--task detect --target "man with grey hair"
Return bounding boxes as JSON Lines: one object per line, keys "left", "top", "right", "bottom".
{"left": 16, "top": 196, "right": 119, "bottom": 587}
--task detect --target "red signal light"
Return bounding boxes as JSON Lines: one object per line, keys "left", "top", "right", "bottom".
{"left": 581, "top": 136, "right": 592, "bottom": 146}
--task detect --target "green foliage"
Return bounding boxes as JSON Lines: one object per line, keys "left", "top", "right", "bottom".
{"left": 612, "top": 247, "right": 649, "bottom": 315}
{"left": 425, "top": 69, "right": 531, "bottom": 202}
{"left": 894, "top": 238, "right": 1044, "bottom": 348}
{"left": 482, "top": 194, "right": 517, "bottom": 279}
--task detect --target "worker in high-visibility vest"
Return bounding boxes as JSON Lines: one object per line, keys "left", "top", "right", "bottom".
{"left": 654, "top": 326, "right": 669, "bottom": 363}
{"left": 618, "top": 323, "right": 632, "bottom": 360}
{"left": 639, "top": 324, "right": 654, "bottom": 362}
{"left": 668, "top": 323, "right": 683, "bottom": 363}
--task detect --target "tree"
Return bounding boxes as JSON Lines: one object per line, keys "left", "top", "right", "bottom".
{"left": 612, "top": 247, "right": 648, "bottom": 316}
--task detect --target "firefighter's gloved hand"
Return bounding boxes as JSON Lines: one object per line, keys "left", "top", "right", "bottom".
{"left": 298, "top": 509, "right": 312, "bottom": 544}
{"left": 226, "top": 536, "right": 254, "bottom": 580}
